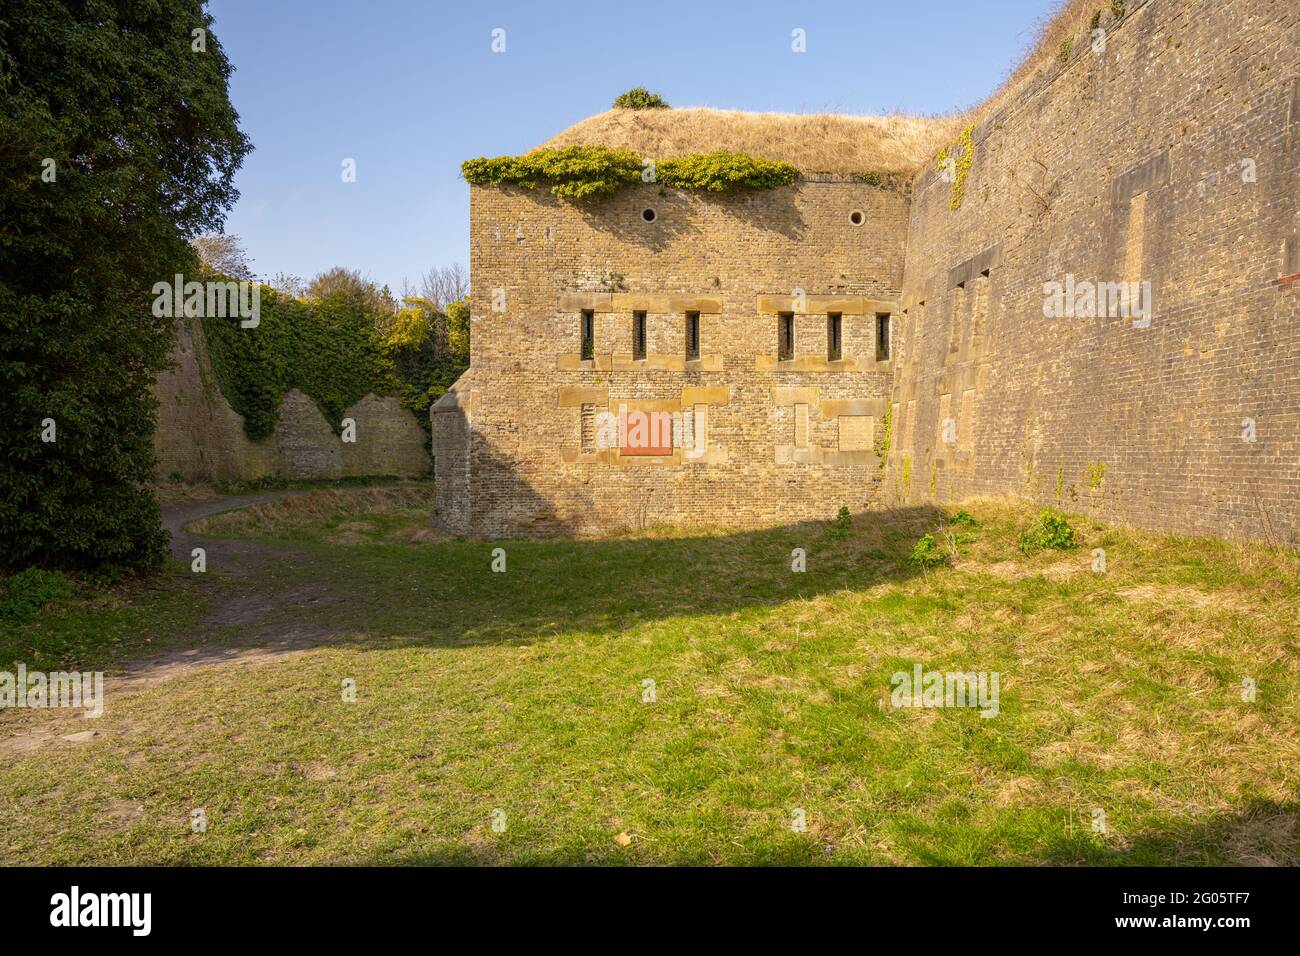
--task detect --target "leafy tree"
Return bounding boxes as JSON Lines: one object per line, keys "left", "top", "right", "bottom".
{"left": 192, "top": 234, "right": 254, "bottom": 279}
{"left": 0, "top": 0, "right": 251, "bottom": 572}
{"left": 305, "top": 266, "right": 396, "bottom": 315}
{"left": 613, "top": 88, "right": 670, "bottom": 109}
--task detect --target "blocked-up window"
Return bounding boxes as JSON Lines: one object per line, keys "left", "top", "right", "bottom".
{"left": 838, "top": 415, "right": 872, "bottom": 451}
{"left": 938, "top": 393, "right": 953, "bottom": 449}
{"left": 793, "top": 403, "right": 809, "bottom": 448}
{"left": 972, "top": 271, "right": 990, "bottom": 339}
{"left": 949, "top": 285, "right": 966, "bottom": 357}
{"left": 685, "top": 312, "right": 700, "bottom": 361}
{"left": 960, "top": 389, "right": 976, "bottom": 453}
{"left": 778, "top": 313, "right": 795, "bottom": 361}
{"left": 580, "top": 403, "right": 595, "bottom": 450}
{"left": 632, "top": 311, "right": 647, "bottom": 360}
{"left": 1125, "top": 192, "right": 1147, "bottom": 284}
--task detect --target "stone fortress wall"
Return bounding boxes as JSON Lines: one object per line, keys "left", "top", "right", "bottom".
{"left": 886, "top": 0, "right": 1299, "bottom": 544}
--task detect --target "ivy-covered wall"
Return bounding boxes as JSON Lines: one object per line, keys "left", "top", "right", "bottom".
{"left": 153, "top": 315, "right": 430, "bottom": 483}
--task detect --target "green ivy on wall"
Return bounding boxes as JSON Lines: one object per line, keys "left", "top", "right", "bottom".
{"left": 461, "top": 146, "right": 799, "bottom": 201}
{"left": 201, "top": 288, "right": 387, "bottom": 440}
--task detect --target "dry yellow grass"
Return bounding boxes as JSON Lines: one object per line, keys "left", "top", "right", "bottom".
{"left": 540, "top": 107, "right": 958, "bottom": 176}
{"left": 539, "top": 0, "right": 1119, "bottom": 176}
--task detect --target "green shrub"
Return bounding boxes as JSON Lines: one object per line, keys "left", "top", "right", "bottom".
{"left": 1111, "top": 0, "right": 1126, "bottom": 16}
{"left": 462, "top": 147, "right": 798, "bottom": 200}
{"left": 462, "top": 146, "right": 643, "bottom": 201}
{"left": 910, "top": 533, "right": 948, "bottom": 568}
{"left": 1019, "top": 511, "right": 1076, "bottom": 554}
{"left": 613, "top": 88, "right": 669, "bottom": 110}
{"left": 948, "top": 509, "right": 979, "bottom": 527}
{"left": 657, "top": 151, "right": 799, "bottom": 192}
{"left": 824, "top": 506, "right": 853, "bottom": 540}
{"left": 0, "top": 569, "right": 75, "bottom": 624}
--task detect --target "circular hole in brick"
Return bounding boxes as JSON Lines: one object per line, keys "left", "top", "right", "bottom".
{"left": 849, "top": 210, "right": 864, "bottom": 225}
{"left": 641, "top": 208, "right": 657, "bottom": 223}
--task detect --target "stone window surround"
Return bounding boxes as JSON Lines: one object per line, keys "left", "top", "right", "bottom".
{"left": 556, "top": 292, "right": 724, "bottom": 371}
{"left": 755, "top": 294, "right": 899, "bottom": 372}
{"left": 557, "top": 385, "right": 730, "bottom": 466}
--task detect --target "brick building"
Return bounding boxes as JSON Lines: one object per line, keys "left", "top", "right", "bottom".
{"left": 435, "top": 0, "right": 1299, "bottom": 544}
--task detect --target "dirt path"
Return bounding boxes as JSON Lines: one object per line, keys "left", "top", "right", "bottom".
{"left": 1, "top": 489, "right": 369, "bottom": 756}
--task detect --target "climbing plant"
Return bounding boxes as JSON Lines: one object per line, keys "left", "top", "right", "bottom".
{"left": 201, "top": 287, "right": 387, "bottom": 440}
{"left": 933, "top": 123, "right": 974, "bottom": 210}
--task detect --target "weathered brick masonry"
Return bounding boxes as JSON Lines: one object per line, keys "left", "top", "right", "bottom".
{"left": 437, "top": 0, "right": 1298, "bottom": 543}
{"left": 438, "top": 178, "right": 905, "bottom": 535}
{"left": 888, "top": 0, "right": 1299, "bottom": 545}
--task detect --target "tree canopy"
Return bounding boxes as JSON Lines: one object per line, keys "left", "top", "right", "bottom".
{"left": 0, "top": 0, "right": 252, "bottom": 572}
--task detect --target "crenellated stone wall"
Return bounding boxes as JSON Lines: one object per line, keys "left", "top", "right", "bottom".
{"left": 153, "top": 317, "right": 430, "bottom": 483}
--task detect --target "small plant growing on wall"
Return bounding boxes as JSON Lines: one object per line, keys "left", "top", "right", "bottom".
{"left": 934, "top": 123, "right": 974, "bottom": 210}
{"left": 613, "top": 88, "right": 670, "bottom": 110}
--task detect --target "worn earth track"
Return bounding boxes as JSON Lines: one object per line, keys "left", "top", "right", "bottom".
{"left": 1, "top": 490, "right": 366, "bottom": 755}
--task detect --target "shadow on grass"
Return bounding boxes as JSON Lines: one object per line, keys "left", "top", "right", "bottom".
{"left": 235, "top": 501, "right": 950, "bottom": 652}
{"left": 352, "top": 799, "right": 1300, "bottom": 867}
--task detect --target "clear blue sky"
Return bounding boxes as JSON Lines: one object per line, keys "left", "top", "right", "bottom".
{"left": 208, "top": 0, "right": 1058, "bottom": 294}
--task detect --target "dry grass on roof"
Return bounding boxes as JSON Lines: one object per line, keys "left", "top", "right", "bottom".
{"left": 537, "top": 1, "right": 1130, "bottom": 177}
{"left": 539, "top": 107, "right": 960, "bottom": 176}
{"left": 974, "top": 0, "right": 1115, "bottom": 120}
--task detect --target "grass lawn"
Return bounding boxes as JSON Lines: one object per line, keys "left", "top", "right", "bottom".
{"left": 0, "top": 485, "right": 1296, "bottom": 865}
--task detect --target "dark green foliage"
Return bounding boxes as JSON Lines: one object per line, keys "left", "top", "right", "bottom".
{"left": 462, "top": 147, "right": 799, "bottom": 200}
{"left": 824, "top": 506, "right": 853, "bottom": 540}
{"left": 910, "top": 533, "right": 948, "bottom": 568}
{"left": 948, "top": 509, "right": 979, "bottom": 527}
{"left": 201, "top": 289, "right": 387, "bottom": 440}
{"left": 1019, "top": 511, "right": 1076, "bottom": 554}
{"left": 612, "top": 88, "right": 670, "bottom": 110}
{"left": 0, "top": 0, "right": 251, "bottom": 571}
{"left": 0, "top": 569, "right": 75, "bottom": 624}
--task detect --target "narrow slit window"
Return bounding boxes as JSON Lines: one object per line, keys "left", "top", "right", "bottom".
{"left": 778, "top": 312, "right": 795, "bottom": 361}
{"left": 632, "top": 311, "right": 647, "bottom": 360}
{"left": 876, "top": 313, "right": 891, "bottom": 361}
{"left": 827, "top": 313, "right": 842, "bottom": 361}
{"left": 685, "top": 311, "right": 700, "bottom": 361}
{"left": 580, "top": 309, "right": 594, "bottom": 360}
